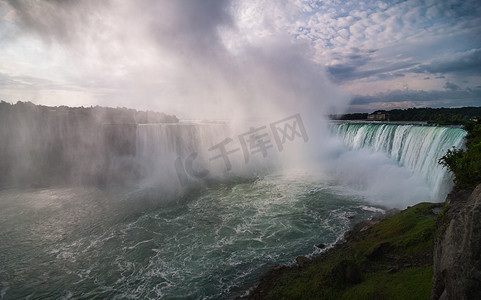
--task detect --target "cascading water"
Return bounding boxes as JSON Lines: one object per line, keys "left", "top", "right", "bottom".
{"left": 330, "top": 122, "right": 466, "bottom": 202}
{"left": 1, "top": 121, "right": 468, "bottom": 299}
{"left": 136, "top": 122, "right": 229, "bottom": 159}
{"left": 134, "top": 122, "right": 232, "bottom": 193}
{"left": 134, "top": 121, "right": 284, "bottom": 191}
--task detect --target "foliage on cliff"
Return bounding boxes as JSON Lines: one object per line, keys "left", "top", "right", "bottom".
{"left": 439, "top": 120, "right": 481, "bottom": 188}
{"left": 250, "top": 203, "right": 440, "bottom": 300}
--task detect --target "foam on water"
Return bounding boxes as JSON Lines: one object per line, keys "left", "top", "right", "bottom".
{"left": 0, "top": 123, "right": 465, "bottom": 299}
{"left": 0, "top": 173, "right": 383, "bottom": 299}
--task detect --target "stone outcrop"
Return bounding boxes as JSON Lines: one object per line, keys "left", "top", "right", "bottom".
{"left": 432, "top": 185, "right": 481, "bottom": 299}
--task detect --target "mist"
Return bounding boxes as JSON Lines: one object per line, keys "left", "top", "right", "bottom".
{"left": 1, "top": 2, "right": 347, "bottom": 178}
{"left": 0, "top": 1, "right": 456, "bottom": 209}
{"left": 0, "top": 2, "right": 474, "bottom": 299}
{"left": 2, "top": 0, "right": 350, "bottom": 120}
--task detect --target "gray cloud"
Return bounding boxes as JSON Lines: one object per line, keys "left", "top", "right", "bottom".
{"left": 1, "top": 1, "right": 350, "bottom": 119}
{"left": 327, "top": 60, "right": 415, "bottom": 82}
{"left": 327, "top": 47, "right": 481, "bottom": 84}
{"left": 444, "top": 81, "right": 460, "bottom": 91}
{"left": 138, "top": 0, "right": 234, "bottom": 60}
{"left": 352, "top": 88, "right": 481, "bottom": 107}
{"left": 411, "top": 48, "right": 481, "bottom": 76}
{"left": 0, "top": 72, "right": 73, "bottom": 91}
{"left": 2, "top": 0, "right": 480, "bottom": 115}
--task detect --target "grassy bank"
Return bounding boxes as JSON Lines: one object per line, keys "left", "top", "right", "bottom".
{"left": 250, "top": 202, "right": 442, "bottom": 299}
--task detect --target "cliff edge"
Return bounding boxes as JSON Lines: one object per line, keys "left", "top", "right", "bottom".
{"left": 432, "top": 185, "right": 481, "bottom": 299}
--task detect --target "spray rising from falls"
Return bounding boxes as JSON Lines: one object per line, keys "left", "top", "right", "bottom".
{"left": 330, "top": 123, "right": 466, "bottom": 204}
{"left": 136, "top": 123, "right": 229, "bottom": 159}
{"left": 135, "top": 122, "right": 230, "bottom": 194}
{"left": 134, "top": 117, "right": 311, "bottom": 196}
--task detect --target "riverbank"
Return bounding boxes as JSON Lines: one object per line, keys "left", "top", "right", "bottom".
{"left": 248, "top": 202, "right": 442, "bottom": 299}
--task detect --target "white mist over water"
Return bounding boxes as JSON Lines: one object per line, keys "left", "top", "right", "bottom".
{"left": 329, "top": 123, "right": 467, "bottom": 208}
{"left": 131, "top": 120, "right": 466, "bottom": 209}
{"left": 0, "top": 1, "right": 471, "bottom": 298}
{"left": 3, "top": 0, "right": 354, "bottom": 190}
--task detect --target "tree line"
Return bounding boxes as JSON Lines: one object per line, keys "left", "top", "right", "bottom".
{"left": 331, "top": 107, "right": 481, "bottom": 125}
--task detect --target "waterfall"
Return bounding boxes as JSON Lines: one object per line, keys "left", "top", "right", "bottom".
{"left": 331, "top": 123, "right": 466, "bottom": 201}
{"left": 135, "top": 122, "right": 231, "bottom": 190}
{"left": 135, "top": 121, "right": 285, "bottom": 188}
{"left": 136, "top": 122, "right": 229, "bottom": 159}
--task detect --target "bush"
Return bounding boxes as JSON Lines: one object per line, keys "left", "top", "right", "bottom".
{"left": 439, "top": 121, "right": 481, "bottom": 188}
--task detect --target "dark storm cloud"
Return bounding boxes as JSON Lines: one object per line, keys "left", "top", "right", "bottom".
{"left": 352, "top": 88, "right": 481, "bottom": 107}
{"left": 411, "top": 49, "right": 481, "bottom": 76}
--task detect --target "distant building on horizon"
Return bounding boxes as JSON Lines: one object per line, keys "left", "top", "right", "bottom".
{"left": 367, "top": 111, "right": 390, "bottom": 121}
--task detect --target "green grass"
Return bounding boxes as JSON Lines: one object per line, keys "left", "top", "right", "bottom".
{"left": 340, "top": 267, "right": 433, "bottom": 300}
{"left": 354, "top": 203, "right": 436, "bottom": 255}
{"left": 257, "top": 202, "right": 439, "bottom": 300}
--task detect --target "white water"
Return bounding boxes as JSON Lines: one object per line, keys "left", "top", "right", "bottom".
{"left": 1, "top": 122, "right": 467, "bottom": 299}
{"left": 331, "top": 123, "right": 466, "bottom": 203}
{"left": 135, "top": 121, "right": 286, "bottom": 195}
{"left": 136, "top": 123, "right": 229, "bottom": 159}
{"left": 133, "top": 122, "right": 466, "bottom": 207}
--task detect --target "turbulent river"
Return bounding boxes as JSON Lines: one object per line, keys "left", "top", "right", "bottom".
{"left": 0, "top": 122, "right": 466, "bottom": 299}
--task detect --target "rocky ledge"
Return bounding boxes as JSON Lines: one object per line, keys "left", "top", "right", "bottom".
{"left": 432, "top": 185, "right": 481, "bottom": 299}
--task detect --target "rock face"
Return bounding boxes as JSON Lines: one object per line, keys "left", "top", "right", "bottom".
{"left": 432, "top": 185, "right": 481, "bottom": 299}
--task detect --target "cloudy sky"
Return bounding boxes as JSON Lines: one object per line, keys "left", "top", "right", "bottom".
{"left": 0, "top": 0, "right": 480, "bottom": 117}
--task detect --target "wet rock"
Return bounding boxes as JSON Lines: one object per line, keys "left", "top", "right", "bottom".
{"left": 316, "top": 243, "right": 326, "bottom": 249}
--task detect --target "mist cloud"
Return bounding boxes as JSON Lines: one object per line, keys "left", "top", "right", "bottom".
{"left": 1, "top": 0, "right": 349, "bottom": 121}
{"left": 4, "top": 0, "right": 111, "bottom": 44}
